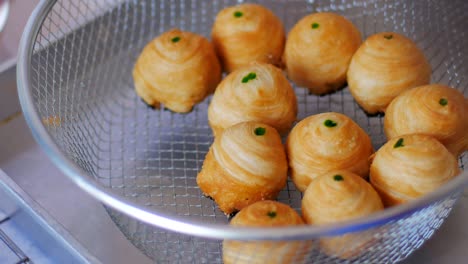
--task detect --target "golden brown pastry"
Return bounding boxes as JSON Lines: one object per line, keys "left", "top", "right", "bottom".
{"left": 286, "top": 112, "right": 373, "bottom": 192}
{"left": 133, "top": 28, "right": 221, "bottom": 113}
{"left": 208, "top": 63, "right": 297, "bottom": 137}
{"left": 384, "top": 84, "right": 468, "bottom": 157}
{"left": 370, "top": 134, "right": 459, "bottom": 207}
{"left": 197, "top": 122, "right": 288, "bottom": 215}
{"left": 302, "top": 170, "right": 383, "bottom": 259}
{"left": 283, "top": 12, "right": 361, "bottom": 95}
{"left": 223, "top": 201, "right": 312, "bottom": 264}
{"left": 347, "top": 32, "right": 431, "bottom": 114}
{"left": 212, "top": 4, "right": 285, "bottom": 72}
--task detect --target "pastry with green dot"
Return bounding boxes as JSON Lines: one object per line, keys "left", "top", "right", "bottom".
{"left": 370, "top": 134, "right": 459, "bottom": 207}
{"left": 384, "top": 84, "right": 468, "bottom": 156}
{"left": 286, "top": 112, "right": 374, "bottom": 192}
{"left": 347, "top": 32, "right": 431, "bottom": 114}
{"left": 302, "top": 170, "right": 383, "bottom": 259}
{"left": 133, "top": 28, "right": 221, "bottom": 112}
{"left": 223, "top": 200, "right": 312, "bottom": 264}
{"left": 212, "top": 3, "right": 285, "bottom": 72}
{"left": 208, "top": 63, "right": 297, "bottom": 137}
{"left": 283, "top": 12, "right": 361, "bottom": 95}
{"left": 197, "top": 122, "right": 288, "bottom": 215}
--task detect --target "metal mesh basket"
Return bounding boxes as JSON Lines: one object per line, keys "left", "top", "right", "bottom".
{"left": 17, "top": 0, "right": 468, "bottom": 263}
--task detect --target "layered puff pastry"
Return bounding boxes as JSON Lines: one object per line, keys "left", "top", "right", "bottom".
{"left": 197, "top": 122, "right": 288, "bottom": 215}
{"left": 302, "top": 170, "right": 383, "bottom": 259}
{"left": 286, "top": 112, "right": 373, "bottom": 192}
{"left": 133, "top": 28, "right": 221, "bottom": 113}
{"left": 347, "top": 32, "right": 431, "bottom": 114}
{"left": 223, "top": 201, "right": 312, "bottom": 264}
{"left": 208, "top": 63, "right": 297, "bottom": 137}
{"left": 283, "top": 12, "right": 361, "bottom": 95}
{"left": 384, "top": 84, "right": 468, "bottom": 157}
{"left": 212, "top": 3, "right": 285, "bottom": 72}
{"left": 370, "top": 134, "right": 459, "bottom": 207}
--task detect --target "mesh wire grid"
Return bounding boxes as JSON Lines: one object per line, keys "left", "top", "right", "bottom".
{"left": 19, "top": 0, "right": 468, "bottom": 263}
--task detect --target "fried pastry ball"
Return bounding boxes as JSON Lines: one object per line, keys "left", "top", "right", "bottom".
{"left": 370, "top": 134, "right": 459, "bottom": 206}
{"left": 223, "top": 201, "right": 312, "bottom": 264}
{"left": 283, "top": 12, "right": 361, "bottom": 95}
{"left": 347, "top": 32, "right": 431, "bottom": 114}
{"left": 287, "top": 112, "right": 373, "bottom": 192}
{"left": 302, "top": 170, "right": 383, "bottom": 259}
{"left": 197, "top": 122, "right": 288, "bottom": 215}
{"left": 133, "top": 29, "right": 221, "bottom": 112}
{"left": 208, "top": 63, "right": 297, "bottom": 137}
{"left": 384, "top": 84, "right": 468, "bottom": 156}
{"left": 212, "top": 4, "right": 285, "bottom": 72}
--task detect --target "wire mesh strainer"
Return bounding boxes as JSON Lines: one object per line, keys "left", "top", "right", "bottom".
{"left": 17, "top": 0, "right": 468, "bottom": 263}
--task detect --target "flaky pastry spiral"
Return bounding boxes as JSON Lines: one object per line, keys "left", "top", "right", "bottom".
{"left": 208, "top": 63, "right": 297, "bottom": 137}
{"left": 286, "top": 112, "right": 373, "bottom": 192}
{"left": 302, "top": 170, "right": 383, "bottom": 259}
{"left": 384, "top": 84, "right": 468, "bottom": 156}
{"left": 197, "top": 122, "right": 288, "bottom": 215}
{"left": 347, "top": 32, "right": 431, "bottom": 114}
{"left": 283, "top": 12, "right": 361, "bottom": 95}
{"left": 223, "top": 201, "right": 311, "bottom": 264}
{"left": 133, "top": 28, "right": 221, "bottom": 112}
{"left": 370, "top": 134, "right": 459, "bottom": 207}
{"left": 212, "top": 3, "right": 285, "bottom": 72}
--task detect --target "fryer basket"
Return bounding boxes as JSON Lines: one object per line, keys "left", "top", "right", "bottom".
{"left": 17, "top": 0, "right": 468, "bottom": 263}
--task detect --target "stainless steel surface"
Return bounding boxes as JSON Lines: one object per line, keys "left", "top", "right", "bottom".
{"left": 0, "top": 225, "right": 31, "bottom": 264}
{"left": 0, "top": 168, "right": 99, "bottom": 263}
{"left": 16, "top": 0, "right": 468, "bottom": 263}
{"left": 0, "top": 0, "right": 39, "bottom": 73}
{"left": 0, "top": 0, "right": 9, "bottom": 33}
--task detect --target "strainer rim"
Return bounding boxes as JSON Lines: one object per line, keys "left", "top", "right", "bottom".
{"left": 16, "top": 0, "right": 468, "bottom": 240}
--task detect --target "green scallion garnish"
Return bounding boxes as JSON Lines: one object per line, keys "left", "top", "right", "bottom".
{"left": 242, "top": 72, "right": 257, "bottom": 83}
{"left": 254, "top": 127, "right": 266, "bottom": 136}
{"left": 439, "top": 98, "right": 448, "bottom": 106}
{"left": 333, "top": 175, "right": 344, "bottom": 181}
{"left": 267, "top": 211, "right": 277, "bottom": 219}
{"left": 394, "top": 138, "right": 404, "bottom": 148}
{"left": 324, "top": 119, "right": 337, "bottom": 127}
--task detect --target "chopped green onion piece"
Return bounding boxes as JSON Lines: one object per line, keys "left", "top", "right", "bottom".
{"left": 267, "top": 211, "right": 277, "bottom": 219}
{"left": 394, "top": 138, "right": 404, "bottom": 148}
{"left": 384, "top": 34, "right": 393, "bottom": 40}
{"left": 234, "top": 11, "right": 243, "bottom": 18}
{"left": 311, "top": 23, "right": 320, "bottom": 29}
{"left": 324, "top": 119, "right": 337, "bottom": 127}
{"left": 439, "top": 98, "right": 448, "bottom": 106}
{"left": 242, "top": 72, "right": 257, "bottom": 83}
{"left": 254, "top": 127, "right": 266, "bottom": 136}
{"left": 333, "top": 175, "right": 344, "bottom": 181}
{"left": 171, "top": 36, "right": 181, "bottom": 43}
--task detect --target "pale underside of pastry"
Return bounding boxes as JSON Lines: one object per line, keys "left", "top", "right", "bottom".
{"left": 347, "top": 32, "right": 431, "bottom": 114}
{"left": 133, "top": 28, "right": 221, "bottom": 113}
{"left": 370, "top": 134, "right": 460, "bottom": 207}
{"left": 302, "top": 170, "right": 383, "bottom": 259}
{"left": 223, "top": 201, "right": 312, "bottom": 264}
{"left": 208, "top": 63, "right": 298, "bottom": 137}
{"left": 197, "top": 122, "right": 288, "bottom": 215}
{"left": 286, "top": 112, "right": 374, "bottom": 192}
{"left": 212, "top": 3, "right": 285, "bottom": 72}
{"left": 283, "top": 12, "right": 361, "bottom": 95}
{"left": 384, "top": 84, "right": 468, "bottom": 157}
